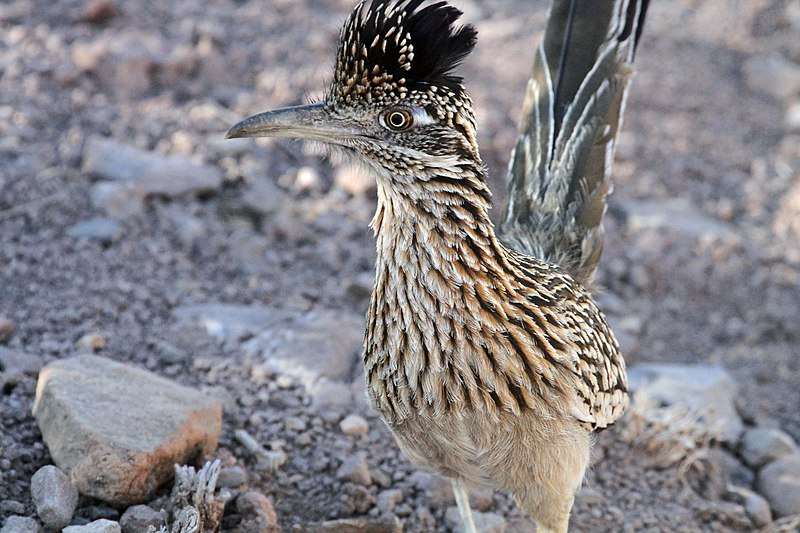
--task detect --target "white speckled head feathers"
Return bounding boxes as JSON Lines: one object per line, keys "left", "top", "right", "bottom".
{"left": 330, "top": 0, "right": 478, "bottom": 105}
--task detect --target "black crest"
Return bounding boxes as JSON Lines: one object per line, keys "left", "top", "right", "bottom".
{"left": 331, "top": 0, "right": 478, "bottom": 103}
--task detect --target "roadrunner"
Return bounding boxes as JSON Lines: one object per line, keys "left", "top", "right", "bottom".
{"left": 227, "top": 0, "right": 648, "bottom": 531}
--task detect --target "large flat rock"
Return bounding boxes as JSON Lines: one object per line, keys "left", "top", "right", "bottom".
{"left": 83, "top": 135, "right": 222, "bottom": 197}
{"left": 32, "top": 355, "right": 222, "bottom": 506}
{"left": 627, "top": 362, "right": 743, "bottom": 443}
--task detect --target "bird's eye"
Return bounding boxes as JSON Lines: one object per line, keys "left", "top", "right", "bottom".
{"left": 382, "top": 109, "right": 413, "bottom": 131}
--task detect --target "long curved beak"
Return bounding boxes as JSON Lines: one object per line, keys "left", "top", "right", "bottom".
{"left": 225, "top": 103, "right": 356, "bottom": 143}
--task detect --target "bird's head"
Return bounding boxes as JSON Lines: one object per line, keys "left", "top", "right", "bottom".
{"left": 226, "top": 0, "right": 481, "bottom": 184}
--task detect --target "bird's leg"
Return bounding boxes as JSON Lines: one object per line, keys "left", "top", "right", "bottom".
{"left": 451, "top": 479, "right": 478, "bottom": 533}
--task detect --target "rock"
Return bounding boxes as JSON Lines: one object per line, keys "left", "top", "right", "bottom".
{"left": 740, "top": 427, "right": 799, "bottom": 468}
{"left": 308, "top": 378, "right": 355, "bottom": 412}
{"left": 233, "top": 491, "right": 279, "bottom": 533}
{"left": 726, "top": 485, "right": 772, "bottom": 529}
{"left": 756, "top": 453, "right": 800, "bottom": 518}
{"left": 235, "top": 490, "right": 278, "bottom": 525}
{"left": 615, "top": 198, "right": 733, "bottom": 238}
{"left": 786, "top": 100, "right": 800, "bottom": 131}
{"left": 70, "top": 31, "right": 166, "bottom": 98}
{"left": 90, "top": 182, "right": 144, "bottom": 219}
{"left": 217, "top": 465, "right": 248, "bottom": 488}
{"left": 30, "top": 465, "right": 79, "bottom": 530}
{"left": 119, "top": 505, "right": 165, "bottom": 533}
{"left": 376, "top": 489, "right": 403, "bottom": 514}
{"left": 0, "top": 347, "right": 44, "bottom": 376}
{"left": 77, "top": 332, "right": 106, "bottom": 351}
{"left": 240, "top": 178, "right": 288, "bottom": 217}
{"left": 0, "top": 516, "right": 43, "bottom": 533}
{"left": 32, "top": 355, "right": 222, "bottom": 506}
{"left": 445, "top": 507, "right": 507, "bottom": 533}
{"left": 743, "top": 55, "right": 800, "bottom": 101}
{"left": 83, "top": 136, "right": 223, "bottom": 198}
{"left": 173, "top": 303, "right": 290, "bottom": 343}
{"left": 0, "top": 501, "right": 25, "bottom": 515}
{"left": 337, "top": 452, "right": 372, "bottom": 486}
{"left": 67, "top": 217, "right": 122, "bottom": 243}
{"left": 82, "top": 0, "right": 117, "bottom": 24}
{"left": 292, "top": 518, "right": 401, "bottom": 533}
{"left": 63, "top": 519, "right": 122, "bottom": 533}
{"left": 339, "top": 414, "right": 369, "bottom": 436}
{"left": 627, "top": 363, "right": 743, "bottom": 443}
{"left": 0, "top": 316, "right": 15, "bottom": 343}
{"left": 259, "top": 310, "right": 364, "bottom": 383}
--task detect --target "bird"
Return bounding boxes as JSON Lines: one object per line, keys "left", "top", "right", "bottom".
{"left": 226, "top": 0, "right": 648, "bottom": 531}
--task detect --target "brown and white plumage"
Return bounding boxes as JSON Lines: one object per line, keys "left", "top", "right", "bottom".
{"left": 227, "top": 1, "right": 647, "bottom": 531}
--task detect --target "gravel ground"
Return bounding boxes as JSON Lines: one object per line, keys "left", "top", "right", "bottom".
{"left": 1, "top": 0, "right": 800, "bottom": 531}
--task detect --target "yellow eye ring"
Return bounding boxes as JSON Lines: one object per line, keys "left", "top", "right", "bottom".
{"left": 383, "top": 109, "right": 413, "bottom": 131}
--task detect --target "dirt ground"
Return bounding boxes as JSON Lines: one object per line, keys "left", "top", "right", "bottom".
{"left": 1, "top": 0, "right": 800, "bottom": 531}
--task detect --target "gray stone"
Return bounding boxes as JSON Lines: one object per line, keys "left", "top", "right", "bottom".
{"left": 30, "top": 465, "right": 78, "bottom": 530}
{"left": 63, "top": 519, "right": 122, "bottom": 533}
{"left": 339, "top": 414, "right": 369, "bottom": 436}
{"left": 294, "top": 518, "right": 401, "bottom": 533}
{"left": 743, "top": 55, "right": 800, "bottom": 101}
{"left": 308, "top": 378, "right": 355, "bottom": 412}
{"left": 0, "top": 316, "right": 15, "bottom": 342}
{"left": 173, "top": 303, "right": 290, "bottom": 343}
{"left": 786, "top": 100, "right": 800, "bottom": 131}
{"left": 337, "top": 452, "right": 372, "bottom": 485}
{"left": 616, "top": 198, "right": 733, "bottom": 237}
{"left": 235, "top": 490, "right": 278, "bottom": 526}
{"left": 445, "top": 507, "right": 507, "bottom": 533}
{"left": 0, "top": 516, "right": 43, "bottom": 533}
{"left": 376, "top": 489, "right": 403, "bottom": 514}
{"left": 217, "top": 465, "right": 248, "bottom": 488}
{"left": 0, "top": 347, "right": 44, "bottom": 375}
{"left": 726, "top": 485, "right": 772, "bottom": 529}
{"left": 83, "top": 136, "right": 222, "bottom": 198}
{"left": 0, "top": 500, "right": 25, "bottom": 515}
{"left": 756, "top": 453, "right": 800, "bottom": 518}
{"left": 119, "top": 505, "right": 165, "bottom": 533}
{"left": 740, "top": 427, "right": 799, "bottom": 468}
{"left": 258, "top": 310, "right": 364, "bottom": 383}
{"left": 240, "top": 177, "right": 287, "bottom": 217}
{"left": 32, "top": 355, "right": 222, "bottom": 506}
{"left": 90, "top": 182, "right": 144, "bottom": 219}
{"left": 70, "top": 31, "right": 166, "bottom": 98}
{"left": 67, "top": 217, "right": 122, "bottom": 243}
{"left": 627, "top": 363, "right": 743, "bottom": 443}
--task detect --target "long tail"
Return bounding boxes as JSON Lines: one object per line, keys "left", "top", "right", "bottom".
{"left": 498, "top": 0, "right": 649, "bottom": 286}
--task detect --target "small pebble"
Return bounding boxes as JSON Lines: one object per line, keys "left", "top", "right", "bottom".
{"left": 30, "top": 465, "right": 79, "bottom": 531}
{"left": 0, "top": 516, "right": 43, "bottom": 533}
{"left": 218, "top": 465, "right": 248, "bottom": 488}
{"left": 740, "top": 426, "right": 799, "bottom": 468}
{"left": 339, "top": 414, "right": 369, "bottom": 436}
{"left": 336, "top": 452, "right": 372, "bottom": 486}
{"left": 235, "top": 490, "right": 278, "bottom": 526}
{"left": 284, "top": 416, "right": 307, "bottom": 432}
{"left": 0, "top": 316, "right": 15, "bottom": 343}
{"left": 119, "top": 504, "right": 165, "bottom": 533}
{"left": 63, "top": 519, "right": 121, "bottom": 533}
{"left": 82, "top": 0, "right": 117, "bottom": 24}
{"left": 445, "top": 507, "right": 506, "bottom": 533}
{"left": 376, "top": 488, "right": 403, "bottom": 514}
{"left": 0, "top": 499, "right": 26, "bottom": 515}
{"left": 77, "top": 333, "right": 106, "bottom": 351}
